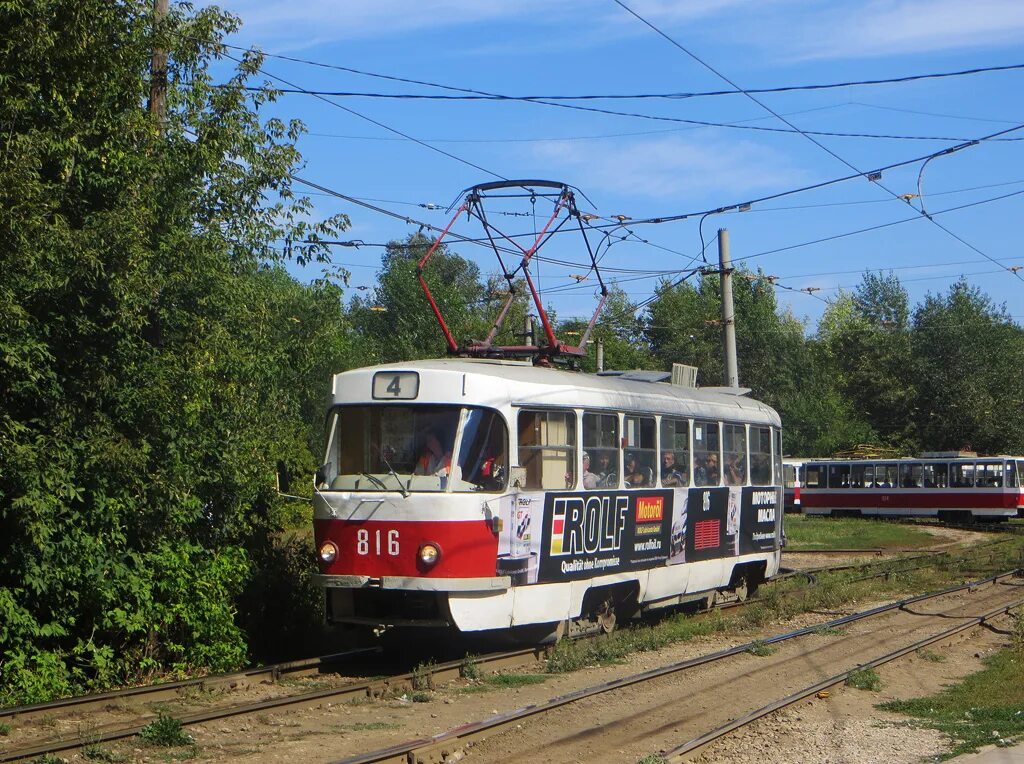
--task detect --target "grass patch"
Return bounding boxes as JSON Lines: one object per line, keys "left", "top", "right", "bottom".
{"left": 847, "top": 667, "right": 882, "bottom": 691}
{"left": 916, "top": 648, "right": 946, "bottom": 663}
{"left": 813, "top": 625, "right": 846, "bottom": 636}
{"left": 636, "top": 756, "right": 666, "bottom": 764}
{"left": 784, "top": 515, "right": 935, "bottom": 551}
{"left": 83, "top": 745, "right": 127, "bottom": 762}
{"left": 881, "top": 648, "right": 1024, "bottom": 758}
{"left": 747, "top": 640, "right": 777, "bottom": 657}
{"left": 461, "top": 673, "right": 548, "bottom": 693}
{"left": 345, "top": 721, "right": 401, "bottom": 732}
{"left": 138, "top": 715, "right": 194, "bottom": 747}
{"left": 0, "top": 722, "right": 10, "bottom": 736}
{"left": 31, "top": 757, "right": 65, "bottom": 764}
{"left": 412, "top": 660, "right": 436, "bottom": 691}
{"left": 461, "top": 654, "right": 481, "bottom": 680}
{"left": 410, "top": 691, "right": 432, "bottom": 703}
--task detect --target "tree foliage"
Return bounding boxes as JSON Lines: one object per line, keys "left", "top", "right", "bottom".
{"left": 0, "top": 0, "right": 351, "bottom": 702}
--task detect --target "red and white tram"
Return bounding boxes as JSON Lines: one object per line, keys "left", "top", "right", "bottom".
{"left": 312, "top": 359, "right": 784, "bottom": 637}
{"left": 800, "top": 453, "right": 1024, "bottom": 522}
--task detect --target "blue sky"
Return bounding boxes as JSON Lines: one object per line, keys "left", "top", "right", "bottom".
{"left": 209, "top": 0, "right": 1024, "bottom": 330}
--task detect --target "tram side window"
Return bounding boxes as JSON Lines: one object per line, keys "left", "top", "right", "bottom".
{"left": 829, "top": 464, "right": 850, "bottom": 488}
{"left": 1009, "top": 461, "right": 1020, "bottom": 488}
{"left": 930, "top": 463, "right": 949, "bottom": 488}
{"left": 951, "top": 463, "right": 974, "bottom": 488}
{"left": 659, "top": 417, "right": 690, "bottom": 487}
{"left": 900, "top": 463, "right": 924, "bottom": 488}
{"left": 583, "top": 412, "right": 619, "bottom": 489}
{"left": 750, "top": 426, "right": 772, "bottom": 485}
{"left": 804, "top": 465, "right": 822, "bottom": 488}
{"left": 850, "top": 464, "right": 867, "bottom": 488}
{"left": 879, "top": 464, "right": 898, "bottom": 488}
{"left": 694, "top": 420, "right": 720, "bottom": 486}
{"left": 518, "top": 410, "right": 576, "bottom": 490}
{"left": 976, "top": 462, "right": 1004, "bottom": 487}
{"left": 624, "top": 415, "right": 656, "bottom": 487}
{"left": 783, "top": 464, "right": 796, "bottom": 489}
{"left": 723, "top": 424, "right": 747, "bottom": 486}
{"left": 773, "top": 429, "right": 783, "bottom": 485}
{"left": 454, "top": 409, "right": 508, "bottom": 492}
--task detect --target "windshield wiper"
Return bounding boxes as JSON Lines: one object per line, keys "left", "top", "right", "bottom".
{"left": 380, "top": 456, "right": 410, "bottom": 499}
{"left": 360, "top": 472, "right": 389, "bottom": 492}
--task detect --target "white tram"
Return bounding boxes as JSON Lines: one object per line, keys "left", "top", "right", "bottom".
{"left": 800, "top": 453, "right": 1024, "bottom": 522}
{"left": 312, "top": 359, "right": 784, "bottom": 636}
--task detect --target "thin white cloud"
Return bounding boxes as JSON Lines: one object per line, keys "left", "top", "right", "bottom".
{"left": 225, "top": 0, "right": 564, "bottom": 49}
{"left": 531, "top": 136, "right": 810, "bottom": 201}
{"left": 782, "top": 0, "right": 1024, "bottom": 60}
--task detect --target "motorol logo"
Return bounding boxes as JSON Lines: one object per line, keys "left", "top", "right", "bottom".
{"left": 549, "top": 495, "right": 628, "bottom": 556}
{"left": 635, "top": 496, "right": 664, "bottom": 523}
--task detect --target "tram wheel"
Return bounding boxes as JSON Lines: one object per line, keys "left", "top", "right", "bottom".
{"left": 595, "top": 598, "right": 617, "bottom": 633}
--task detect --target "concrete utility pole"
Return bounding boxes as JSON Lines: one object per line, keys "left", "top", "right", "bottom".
{"left": 596, "top": 339, "right": 605, "bottom": 373}
{"left": 718, "top": 228, "right": 739, "bottom": 388}
{"left": 149, "top": 0, "right": 169, "bottom": 133}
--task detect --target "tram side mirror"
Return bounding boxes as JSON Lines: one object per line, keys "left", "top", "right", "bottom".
{"left": 315, "top": 463, "right": 330, "bottom": 489}
{"left": 276, "top": 461, "right": 291, "bottom": 494}
{"left": 510, "top": 466, "right": 527, "bottom": 489}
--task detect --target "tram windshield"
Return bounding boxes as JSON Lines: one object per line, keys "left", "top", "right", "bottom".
{"left": 318, "top": 405, "right": 508, "bottom": 493}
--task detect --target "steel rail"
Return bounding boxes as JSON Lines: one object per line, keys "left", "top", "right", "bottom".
{"left": 661, "top": 591, "right": 1024, "bottom": 762}
{"left": 0, "top": 647, "right": 546, "bottom": 763}
{"left": 0, "top": 648, "right": 379, "bottom": 724}
{"left": 330, "top": 571, "right": 1020, "bottom": 764}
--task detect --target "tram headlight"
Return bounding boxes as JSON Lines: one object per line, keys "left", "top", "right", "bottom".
{"left": 418, "top": 542, "right": 441, "bottom": 568}
{"left": 318, "top": 541, "right": 338, "bottom": 564}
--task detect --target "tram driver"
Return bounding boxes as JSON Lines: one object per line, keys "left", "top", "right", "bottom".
{"left": 414, "top": 429, "right": 452, "bottom": 477}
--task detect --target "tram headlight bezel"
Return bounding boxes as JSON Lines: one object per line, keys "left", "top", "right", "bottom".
{"left": 417, "top": 542, "right": 442, "bottom": 568}
{"left": 318, "top": 541, "right": 338, "bottom": 564}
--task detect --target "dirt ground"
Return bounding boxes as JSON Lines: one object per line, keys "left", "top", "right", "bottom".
{"left": 12, "top": 524, "right": 1012, "bottom": 764}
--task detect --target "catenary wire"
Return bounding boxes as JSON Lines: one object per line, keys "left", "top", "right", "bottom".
{"left": 221, "top": 51, "right": 507, "bottom": 181}
{"left": 610, "top": 0, "right": 1024, "bottom": 283}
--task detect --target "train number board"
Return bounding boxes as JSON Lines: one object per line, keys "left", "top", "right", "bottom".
{"left": 372, "top": 371, "right": 419, "bottom": 400}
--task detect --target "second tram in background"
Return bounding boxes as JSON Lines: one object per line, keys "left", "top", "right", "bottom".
{"left": 800, "top": 452, "right": 1024, "bottom": 522}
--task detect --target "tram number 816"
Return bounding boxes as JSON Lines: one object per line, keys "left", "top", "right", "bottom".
{"left": 356, "top": 528, "right": 400, "bottom": 556}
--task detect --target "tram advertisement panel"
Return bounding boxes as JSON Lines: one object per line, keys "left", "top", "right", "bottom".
{"left": 538, "top": 490, "right": 673, "bottom": 583}
{"left": 684, "top": 487, "right": 781, "bottom": 560}
{"left": 685, "top": 487, "right": 730, "bottom": 562}
{"left": 738, "top": 487, "right": 781, "bottom": 554}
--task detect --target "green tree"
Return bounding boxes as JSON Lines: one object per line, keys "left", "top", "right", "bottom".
{"left": 558, "top": 286, "right": 653, "bottom": 372}
{"left": 816, "top": 274, "right": 917, "bottom": 451}
{"left": 0, "top": 0, "right": 350, "bottom": 702}
{"left": 349, "top": 233, "right": 490, "bottom": 362}
{"left": 911, "top": 280, "right": 1024, "bottom": 453}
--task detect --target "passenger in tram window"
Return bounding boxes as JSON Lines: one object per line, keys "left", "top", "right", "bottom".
{"left": 725, "top": 454, "right": 744, "bottom": 486}
{"left": 592, "top": 450, "right": 616, "bottom": 487}
{"left": 661, "top": 451, "right": 686, "bottom": 487}
{"left": 625, "top": 452, "right": 651, "bottom": 487}
{"left": 581, "top": 451, "right": 600, "bottom": 490}
{"left": 414, "top": 429, "right": 452, "bottom": 477}
{"left": 697, "top": 453, "right": 720, "bottom": 485}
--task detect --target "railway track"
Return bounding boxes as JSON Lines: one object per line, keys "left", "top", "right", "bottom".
{"left": 2, "top": 540, "right": 1016, "bottom": 763}
{"left": 329, "top": 570, "right": 1024, "bottom": 764}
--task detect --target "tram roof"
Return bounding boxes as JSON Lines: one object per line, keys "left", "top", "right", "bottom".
{"left": 331, "top": 358, "right": 781, "bottom": 426}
